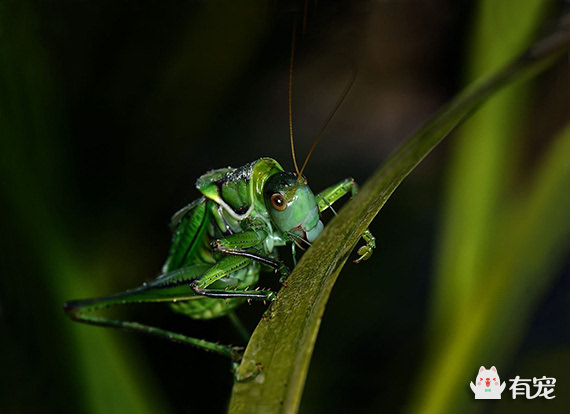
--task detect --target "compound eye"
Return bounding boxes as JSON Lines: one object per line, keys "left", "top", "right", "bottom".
{"left": 270, "top": 193, "right": 287, "bottom": 211}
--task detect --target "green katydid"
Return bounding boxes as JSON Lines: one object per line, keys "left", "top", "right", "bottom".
{"left": 64, "top": 26, "right": 375, "bottom": 373}
{"left": 64, "top": 158, "right": 375, "bottom": 367}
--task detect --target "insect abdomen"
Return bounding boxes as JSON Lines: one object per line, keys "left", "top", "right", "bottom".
{"left": 170, "top": 297, "right": 243, "bottom": 320}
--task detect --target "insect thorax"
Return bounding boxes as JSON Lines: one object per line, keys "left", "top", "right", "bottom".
{"left": 196, "top": 158, "right": 284, "bottom": 220}
{"left": 163, "top": 159, "right": 288, "bottom": 320}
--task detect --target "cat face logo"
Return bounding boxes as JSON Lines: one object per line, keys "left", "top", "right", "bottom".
{"left": 470, "top": 366, "right": 506, "bottom": 399}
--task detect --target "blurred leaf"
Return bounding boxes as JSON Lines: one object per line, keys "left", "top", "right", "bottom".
{"left": 229, "top": 17, "right": 570, "bottom": 413}
{"left": 410, "top": 124, "right": 570, "bottom": 413}
{"left": 0, "top": 1, "right": 168, "bottom": 412}
{"left": 410, "top": 1, "right": 570, "bottom": 412}
{"left": 430, "top": 0, "right": 549, "bottom": 338}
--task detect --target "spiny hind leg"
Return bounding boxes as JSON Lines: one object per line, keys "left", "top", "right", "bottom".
{"left": 316, "top": 178, "right": 376, "bottom": 263}
{"left": 64, "top": 267, "right": 243, "bottom": 362}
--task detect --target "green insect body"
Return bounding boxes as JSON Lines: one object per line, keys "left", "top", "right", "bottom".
{"left": 64, "top": 157, "right": 375, "bottom": 363}
{"left": 164, "top": 157, "right": 322, "bottom": 319}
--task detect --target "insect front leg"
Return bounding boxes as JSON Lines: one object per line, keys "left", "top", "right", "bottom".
{"left": 317, "top": 178, "right": 376, "bottom": 263}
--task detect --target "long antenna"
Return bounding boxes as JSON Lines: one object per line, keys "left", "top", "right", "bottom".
{"left": 289, "top": 21, "right": 301, "bottom": 177}
{"left": 297, "top": 62, "right": 357, "bottom": 181}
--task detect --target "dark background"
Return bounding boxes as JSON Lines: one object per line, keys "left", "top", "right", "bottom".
{"left": 1, "top": 1, "right": 569, "bottom": 413}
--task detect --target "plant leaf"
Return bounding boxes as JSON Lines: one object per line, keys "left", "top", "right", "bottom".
{"left": 229, "top": 19, "right": 570, "bottom": 414}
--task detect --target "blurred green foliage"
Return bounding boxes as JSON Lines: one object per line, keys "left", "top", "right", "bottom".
{"left": 1, "top": 1, "right": 568, "bottom": 413}
{"left": 412, "top": 1, "right": 570, "bottom": 412}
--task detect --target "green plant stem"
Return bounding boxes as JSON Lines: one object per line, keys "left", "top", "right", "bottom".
{"left": 228, "top": 18, "right": 570, "bottom": 414}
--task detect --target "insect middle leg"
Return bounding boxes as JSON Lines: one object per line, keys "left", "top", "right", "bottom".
{"left": 212, "top": 229, "right": 290, "bottom": 278}
{"left": 316, "top": 178, "right": 376, "bottom": 263}
{"left": 190, "top": 255, "right": 277, "bottom": 303}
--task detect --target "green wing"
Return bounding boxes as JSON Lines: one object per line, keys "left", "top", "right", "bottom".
{"left": 162, "top": 197, "right": 213, "bottom": 272}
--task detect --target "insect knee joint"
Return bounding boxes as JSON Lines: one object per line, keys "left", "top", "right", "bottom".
{"left": 190, "top": 280, "right": 205, "bottom": 295}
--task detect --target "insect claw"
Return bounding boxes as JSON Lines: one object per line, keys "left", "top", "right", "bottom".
{"left": 245, "top": 286, "right": 249, "bottom": 291}
{"left": 255, "top": 287, "right": 260, "bottom": 291}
